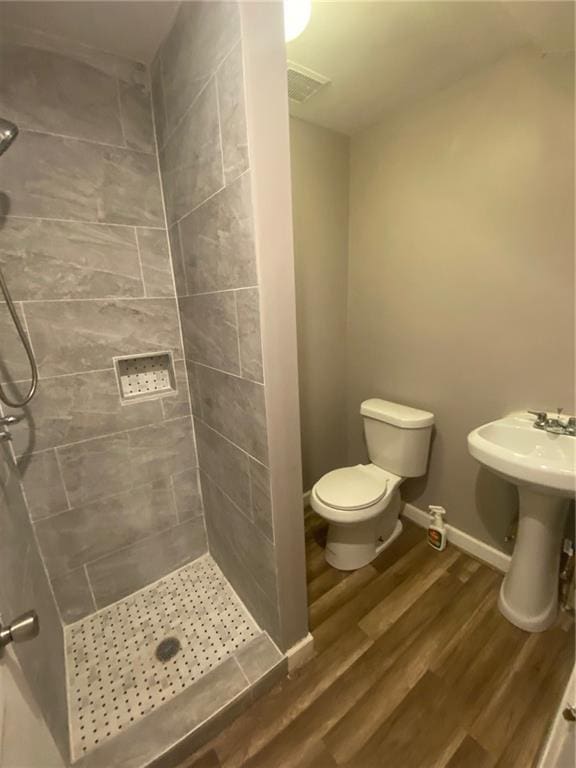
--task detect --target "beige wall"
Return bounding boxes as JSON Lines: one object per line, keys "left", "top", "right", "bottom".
{"left": 290, "top": 117, "right": 350, "bottom": 490}
{"left": 346, "top": 46, "right": 575, "bottom": 550}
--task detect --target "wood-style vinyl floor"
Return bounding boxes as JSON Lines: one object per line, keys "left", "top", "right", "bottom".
{"left": 183, "top": 514, "right": 574, "bottom": 768}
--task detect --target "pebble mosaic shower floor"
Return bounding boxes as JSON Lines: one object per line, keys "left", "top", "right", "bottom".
{"left": 65, "top": 555, "right": 262, "bottom": 759}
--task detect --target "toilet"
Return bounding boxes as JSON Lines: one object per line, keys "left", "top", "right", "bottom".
{"left": 311, "top": 398, "right": 434, "bottom": 570}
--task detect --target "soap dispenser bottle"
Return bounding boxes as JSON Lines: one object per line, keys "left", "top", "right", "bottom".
{"left": 427, "top": 506, "right": 447, "bottom": 551}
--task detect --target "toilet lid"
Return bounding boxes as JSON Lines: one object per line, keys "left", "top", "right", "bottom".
{"left": 315, "top": 465, "right": 388, "bottom": 510}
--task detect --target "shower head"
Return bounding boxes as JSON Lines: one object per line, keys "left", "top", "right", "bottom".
{"left": 0, "top": 118, "right": 18, "bottom": 156}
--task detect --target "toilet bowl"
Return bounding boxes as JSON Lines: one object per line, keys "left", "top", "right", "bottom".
{"left": 311, "top": 399, "right": 434, "bottom": 570}
{"left": 311, "top": 464, "right": 404, "bottom": 569}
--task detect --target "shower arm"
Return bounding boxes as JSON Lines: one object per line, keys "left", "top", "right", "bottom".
{"left": 0, "top": 268, "right": 38, "bottom": 408}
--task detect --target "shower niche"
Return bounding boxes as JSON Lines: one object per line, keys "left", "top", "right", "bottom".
{"left": 114, "top": 352, "right": 177, "bottom": 403}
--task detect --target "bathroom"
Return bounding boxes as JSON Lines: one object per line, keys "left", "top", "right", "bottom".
{"left": 0, "top": 1, "right": 573, "bottom": 767}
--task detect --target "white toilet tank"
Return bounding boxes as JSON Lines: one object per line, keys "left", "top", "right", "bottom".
{"left": 360, "top": 399, "right": 434, "bottom": 477}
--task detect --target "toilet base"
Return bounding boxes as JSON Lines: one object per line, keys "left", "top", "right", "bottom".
{"left": 325, "top": 519, "right": 403, "bottom": 571}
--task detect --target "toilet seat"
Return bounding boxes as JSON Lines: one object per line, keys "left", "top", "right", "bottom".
{"left": 311, "top": 464, "right": 402, "bottom": 525}
{"left": 315, "top": 465, "right": 389, "bottom": 510}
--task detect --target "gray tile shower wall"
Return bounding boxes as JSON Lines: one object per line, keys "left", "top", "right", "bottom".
{"left": 0, "top": 445, "right": 70, "bottom": 761}
{"left": 0, "top": 25, "right": 206, "bottom": 623}
{"left": 152, "top": 2, "right": 282, "bottom": 642}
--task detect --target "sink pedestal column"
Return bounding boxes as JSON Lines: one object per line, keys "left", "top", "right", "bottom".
{"left": 499, "top": 487, "right": 569, "bottom": 632}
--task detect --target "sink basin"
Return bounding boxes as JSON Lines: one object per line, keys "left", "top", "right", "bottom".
{"left": 468, "top": 413, "right": 575, "bottom": 497}
{"left": 468, "top": 412, "right": 575, "bottom": 633}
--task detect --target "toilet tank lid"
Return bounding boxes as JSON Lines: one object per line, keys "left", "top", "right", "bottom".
{"left": 360, "top": 399, "right": 434, "bottom": 429}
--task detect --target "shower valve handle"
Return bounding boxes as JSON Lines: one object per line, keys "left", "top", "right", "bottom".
{"left": 0, "top": 414, "right": 23, "bottom": 426}
{"left": 0, "top": 610, "right": 39, "bottom": 648}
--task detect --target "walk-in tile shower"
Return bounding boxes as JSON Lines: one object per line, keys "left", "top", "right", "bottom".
{"left": 66, "top": 556, "right": 280, "bottom": 760}
{"left": 0, "top": 2, "right": 307, "bottom": 765}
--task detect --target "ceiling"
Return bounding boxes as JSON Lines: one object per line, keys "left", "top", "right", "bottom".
{"left": 0, "top": 0, "right": 572, "bottom": 124}
{"left": 287, "top": 1, "right": 575, "bottom": 135}
{"left": 0, "top": 1, "right": 178, "bottom": 63}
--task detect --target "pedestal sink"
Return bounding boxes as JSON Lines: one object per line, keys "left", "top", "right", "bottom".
{"left": 468, "top": 412, "right": 575, "bottom": 632}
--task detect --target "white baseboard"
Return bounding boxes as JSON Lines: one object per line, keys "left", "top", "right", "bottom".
{"left": 286, "top": 632, "right": 315, "bottom": 673}
{"left": 303, "top": 490, "right": 311, "bottom": 508}
{"left": 402, "top": 503, "right": 511, "bottom": 573}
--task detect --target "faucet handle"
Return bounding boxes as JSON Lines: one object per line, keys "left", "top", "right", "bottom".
{"left": 528, "top": 410, "right": 548, "bottom": 428}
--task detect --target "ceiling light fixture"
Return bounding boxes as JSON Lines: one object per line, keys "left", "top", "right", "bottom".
{"left": 284, "top": 0, "right": 311, "bottom": 42}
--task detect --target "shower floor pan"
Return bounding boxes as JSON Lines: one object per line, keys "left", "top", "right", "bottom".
{"left": 66, "top": 554, "right": 286, "bottom": 766}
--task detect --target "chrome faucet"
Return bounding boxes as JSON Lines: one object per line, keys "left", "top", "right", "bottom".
{"left": 528, "top": 408, "right": 576, "bottom": 437}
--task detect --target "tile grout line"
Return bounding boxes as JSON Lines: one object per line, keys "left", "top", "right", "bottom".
{"left": 157, "top": 75, "right": 212, "bottom": 153}
{"left": 154, "top": 51, "right": 169, "bottom": 143}
{"left": 30, "top": 505, "right": 69, "bottom": 646}
{"left": 169, "top": 473, "right": 182, "bottom": 525}
{"left": 178, "top": 284, "right": 260, "bottom": 299}
{"left": 53, "top": 448, "right": 74, "bottom": 512}
{"left": 192, "top": 411, "right": 268, "bottom": 469}
{"left": 66, "top": 551, "right": 212, "bottom": 629}
{"left": 233, "top": 289, "right": 244, "bottom": 378}
{"left": 174, "top": 221, "right": 190, "bottom": 297}
{"left": 133, "top": 228, "right": 148, "bottom": 297}
{"left": 247, "top": 454, "right": 255, "bottom": 521}
{"left": 171, "top": 165, "right": 252, "bottom": 229}
{"left": 156, "top": 32, "right": 240, "bottom": 154}
{"left": 6, "top": 295, "right": 179, "bottom": 304}
{"left": 3, "top": 366, "right": 112, "bottom": 385}
{"left": 172, "top": 181, "right": 226, "bottom": 228}
{"left": 253, "top": 285, "right": 266, "bottom": 388}
{"left": 18, "top": 126, "right": 155, "bottom": 157}
{"left": 148, "top": 45, "right": 202, "bottom": 512}
{"left": 113, "top": 61, "right": 129, "bottom": 151}
{"left": 3, "top": 355, "right": 185, "bottom": 387}
{"left": 3, "top": 214, "right": 165, "bottom": 230}
{"left": 34, "top": 467, "right": 200, "bottom": 530}
{"left": 1, "top": 289, "right": 255, "bottom": 303}
{"left": 83, "top": 563, "right": 98, "bottom": 613}
{"left": 214, "top": 35, "right": 243, "bottom": 80}
{"left": 188, "top": 357, "right": 264, "bottom": 387}
{"left": 214, "top": 71, "right": 227, "bottom": 188}
{"left": 65, "top": 516, "right": 202, "bottom": 604}
{"left": 21, "top": 412, "right": 195, "bottom": 467}
{"left": 199, "top": 467, "right": 264, "bottom": 539}
{"left": 231, "top": 653, "right": 252, "bottom": 689}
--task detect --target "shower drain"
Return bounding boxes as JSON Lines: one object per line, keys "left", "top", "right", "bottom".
{"left": 155, "top": 636, "right": 181, "bottom": 662}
